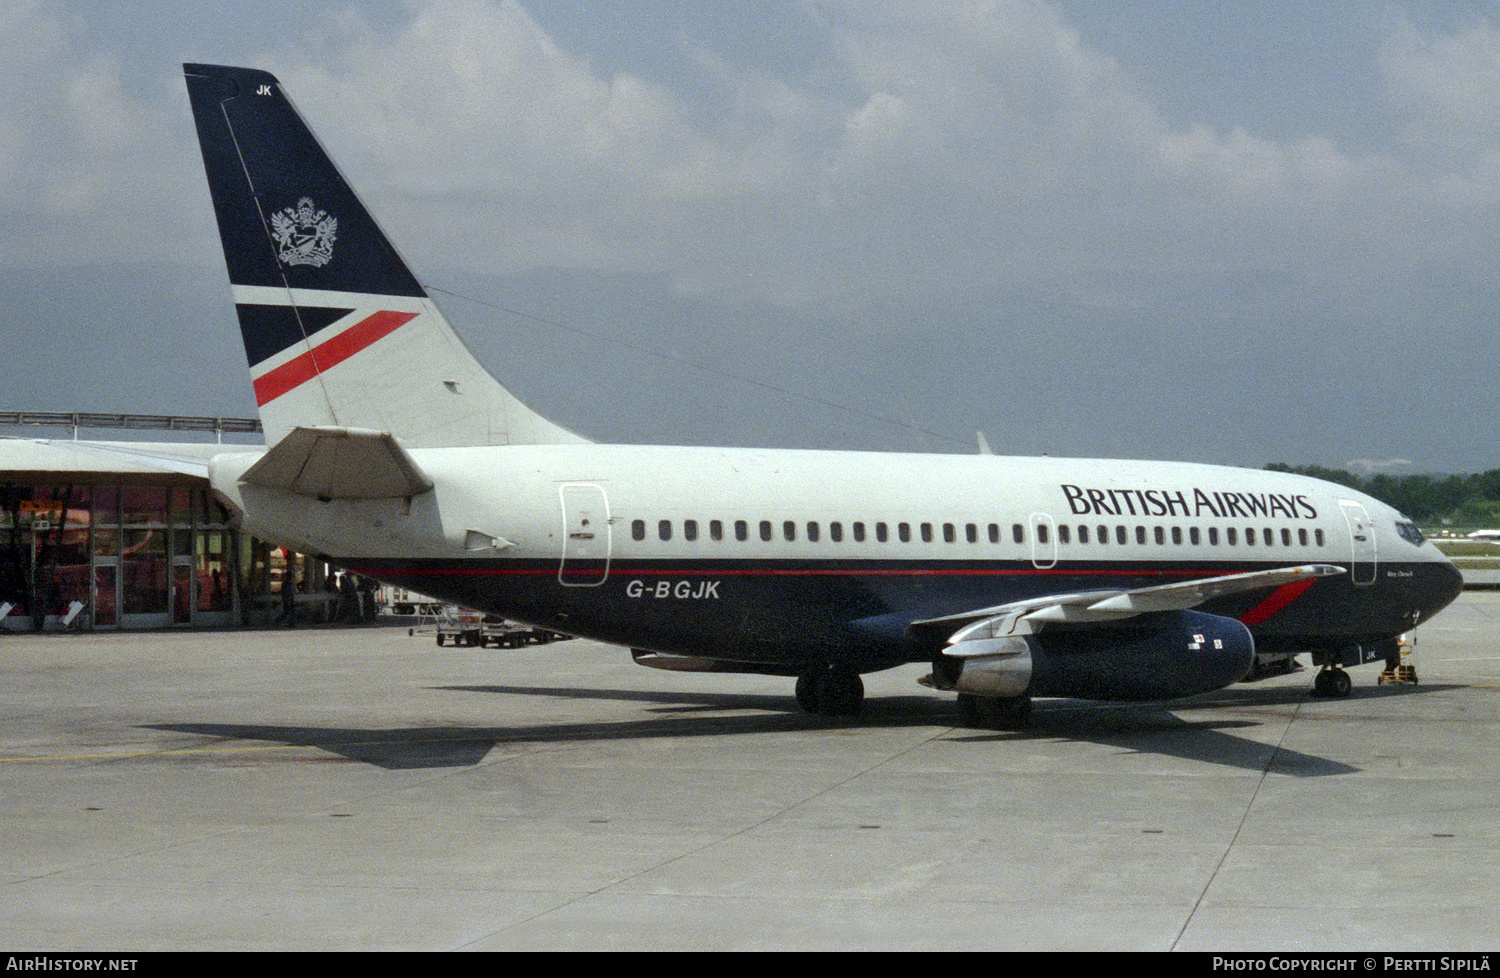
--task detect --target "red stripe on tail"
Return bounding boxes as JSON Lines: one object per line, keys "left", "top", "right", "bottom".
{"left": 253, "top": 309, "right": 419, "bottom": 405}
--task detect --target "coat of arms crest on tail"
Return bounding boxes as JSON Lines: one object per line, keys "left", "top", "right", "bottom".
{"left": 270, "top": 197, "right": 337, "bottom": 268}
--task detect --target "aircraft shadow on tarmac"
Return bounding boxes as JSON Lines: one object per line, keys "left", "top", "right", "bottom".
{"left": 141, "top": 679, "right": 1440, "bottom": 774}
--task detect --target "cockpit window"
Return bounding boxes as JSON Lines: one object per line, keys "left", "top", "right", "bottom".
{"left": 1395, "top": 521, "right": 1426, "bottom": 546}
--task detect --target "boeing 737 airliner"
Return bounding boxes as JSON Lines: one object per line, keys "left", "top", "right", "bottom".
{"left": 181, "top": 64, "right": 1462, "bottom": 721}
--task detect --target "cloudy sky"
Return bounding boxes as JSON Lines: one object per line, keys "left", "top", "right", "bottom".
{"left": 1, "top": 0, "right": 1497, "bottom": 472}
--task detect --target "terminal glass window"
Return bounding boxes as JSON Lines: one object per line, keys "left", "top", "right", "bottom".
{"left": 121, "top": 487, "right": 167, "bottom": 526}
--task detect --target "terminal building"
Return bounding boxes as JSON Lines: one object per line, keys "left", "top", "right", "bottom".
{"left": 0, "top": 412, "right": 323, "bottom": 631}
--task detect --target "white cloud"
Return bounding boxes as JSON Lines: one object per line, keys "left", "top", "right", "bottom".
{"left": 6, "top": 0, "right": 1500, "bottom": 313}
{"left": 1382, "top": 15, "right": 1500, "bottom": 164}
{"left": 0, "top": 1, "right": 205, "bottom": 265}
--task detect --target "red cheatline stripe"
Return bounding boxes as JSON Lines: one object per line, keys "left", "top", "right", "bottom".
{"left": 348, "top": 564, "right": 1219, "bottom": 580}
{"left": 253, "top": 309, "right": 419, "bottom": 405}
{"left": 1238, "top": 578, "right": 1316, "bottom": 626}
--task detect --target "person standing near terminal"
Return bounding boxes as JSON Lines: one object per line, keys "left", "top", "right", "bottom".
{"left": 277, "top": 575, "right": 297, "bottom": 628}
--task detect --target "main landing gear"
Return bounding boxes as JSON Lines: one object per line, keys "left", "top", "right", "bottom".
{"left": 1311, "top": 665, "right": 1352, "bottom": 698}
{"left": 795, "top": 665, "right": 865, "bottom": 717}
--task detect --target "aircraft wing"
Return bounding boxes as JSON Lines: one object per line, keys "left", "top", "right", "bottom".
{"left": 913, "top": 564, "right": 1345, "bottom": 646}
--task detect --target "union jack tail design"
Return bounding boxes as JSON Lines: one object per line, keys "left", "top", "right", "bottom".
{"left": 183, "top": 64, "right": 586, "bottom": 449}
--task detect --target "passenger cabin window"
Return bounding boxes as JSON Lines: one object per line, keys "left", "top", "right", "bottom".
{"left": 632, "top": 519, "right": 646, "bottom": 541}
{"left": 684, "top": 519, "right": 698, "bottom": 541}
{"left": 1013, "top": 524, "right": 1025, "bottom": 544}
{"left": 1078, "top": 525, "right": 1089, "bottom": 544}
{"left": 760, "top": 520, "right": 773, "bottom": 542}
{"left": 988, "top": 524, "right": 1000, "bottom": 544}
{"left": 830, "top": 522, "right": 843, "bottom": 542}
{"left": 806, "top": 521, "right": 819, "bottom": 542}
{"left": 1116, "top": 526, "right": 1127, "bottom": 545}
{"left": 783, "top": 521, "right": 796, "bottom": 542}
{"left": 735, "top": 519, "right": 748, "bottom": 542}
{"left": 1058, "top": 524, "right": 1070, "bottom": 544}
{"left": 899, "top": 523, "right": 911, "bottom": 543}
{"left": 966, "top": 523, "right": 978, "bottom": 544}
{"left": 877, "top": 522, "right": 889, "bottom": 542}
{"left": 710, "top": 520, "right": 723, "bottom": 541}
{"left": 921, "top": 523, "right": 933, "bottom": 543}
{"left": 658, "top": 520, "right": 672, "bottom": 541}
{"left": 854, "top": 522, "right": 866, "bottom": 542}
{"left": 1037, "top": 523, "right": 1049, "bottom": 545}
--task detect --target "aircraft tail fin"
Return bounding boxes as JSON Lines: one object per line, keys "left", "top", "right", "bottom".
{"left": 183, "top": 63, "right": 587, "bottom": 449}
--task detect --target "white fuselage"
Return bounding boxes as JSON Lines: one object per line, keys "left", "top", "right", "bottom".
{"left": 209, "top": 444, "right": 1461, "bottom": 668}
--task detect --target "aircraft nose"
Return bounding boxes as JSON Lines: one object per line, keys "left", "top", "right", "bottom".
{"left": 1419, "top": 557, "right": 1465, "bottom": 625}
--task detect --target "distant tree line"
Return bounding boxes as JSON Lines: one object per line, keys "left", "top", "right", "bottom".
{"left": 1264, "top": 464, "right": 1500, "bottom": 527}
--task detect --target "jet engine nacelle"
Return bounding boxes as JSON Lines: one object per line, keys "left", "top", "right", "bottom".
{"left": 938, "top": 610, "right": 1255, "bottom": 702}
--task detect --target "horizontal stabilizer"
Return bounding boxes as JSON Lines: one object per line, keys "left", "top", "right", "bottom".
{"left": 241, "top": 426, "right": 433, "bottom": 499}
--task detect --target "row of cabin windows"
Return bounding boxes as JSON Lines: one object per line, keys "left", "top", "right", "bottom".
{"left": 630, "top": 518, "right": 1327, "bottom": 549}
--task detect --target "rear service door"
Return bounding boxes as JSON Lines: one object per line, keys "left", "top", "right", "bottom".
{"left": 559, "top": 483, "right": 611, "bottom": 586}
